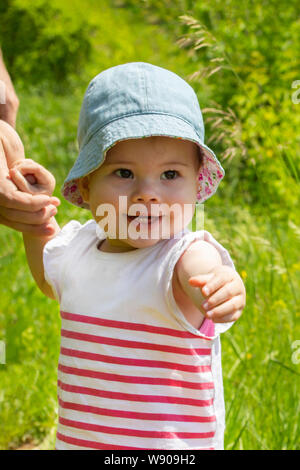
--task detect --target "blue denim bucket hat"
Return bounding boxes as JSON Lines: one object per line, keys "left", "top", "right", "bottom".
{"left": 61, "top": 62, "right": 225, "bottom": 209}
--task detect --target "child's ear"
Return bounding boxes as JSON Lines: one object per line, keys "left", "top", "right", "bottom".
{"left": 77, "top": 176, "right": 90, "bottom": 203}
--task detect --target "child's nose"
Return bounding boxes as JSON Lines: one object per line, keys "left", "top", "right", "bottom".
{"left": 131, "top": 180, "right": 161, "bottom": 203}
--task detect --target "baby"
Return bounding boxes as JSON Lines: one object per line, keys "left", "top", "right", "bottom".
{"left": 9, "top": 63, "right": 246, "bottom": 450}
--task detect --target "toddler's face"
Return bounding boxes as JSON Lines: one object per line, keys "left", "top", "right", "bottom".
{"left": 78, "top": 136, "right": 201, "bottom": 252}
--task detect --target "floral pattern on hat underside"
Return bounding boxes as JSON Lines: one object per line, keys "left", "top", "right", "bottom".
{"left": 62, "top": 136, "right": 224, "bottom": 209}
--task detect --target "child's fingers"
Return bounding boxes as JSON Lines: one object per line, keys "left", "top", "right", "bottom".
{"left": 190, "top": 266, "right": 236, "bottom": 296}
{"left": 212, "top": 310, "right": 242, "bottom": 323}
{"left": 203, "top": 296, "right": 244, "bottom": 323}
{"left": 188, "top": 272, "right": 215, "bottom": 296}
{"left": 25, "top": 174, "right": 37, "bottom": 185}
{"left": 201, "top": 279, "right": 241, "bottom": 312}
{"left": 189, "top": 272, "right": 214, "bottom": 286}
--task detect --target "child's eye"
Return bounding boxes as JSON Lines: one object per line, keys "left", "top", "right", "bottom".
{"left": 161, "top": 170, "right": 179, "bottom": 180}
{"left": 114, "top": 169, "right": 133, "bottom": 179}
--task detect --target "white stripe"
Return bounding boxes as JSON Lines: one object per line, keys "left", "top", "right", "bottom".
{"left": 61, "top": 317, "right": 212, "bottom": 349}
{"left": 58, "top": 368, "right": 215, "bottom": 401}
{"left": 60, "top": 336, "right": 211, "bottom": 367}
{"left": 58, "top": 356, "right": 214, "bottom": 385}
{"left": 58, "top": 406, "right": 216, "bottom": 434}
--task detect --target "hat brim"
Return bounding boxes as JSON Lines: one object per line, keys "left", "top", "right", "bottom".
{"left": 61, "top": 113, "right": 225, "bottom": 209}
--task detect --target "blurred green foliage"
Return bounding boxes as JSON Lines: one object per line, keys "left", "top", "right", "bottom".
{"left": 0, "top": 0, "right": 93, "bottom": 88}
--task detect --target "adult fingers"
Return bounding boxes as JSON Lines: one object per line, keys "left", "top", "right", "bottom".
{"left": 0, "top": 136, "right": 9, "bottom": 173}
{"left": 11, "top": 158, "right": 55, "bottom": 184}
{"left": 0, "top": 179, "right": 60, "bottom": 212}
{"left": 0, "top": 120, "right": 25, "bottom": 171}
{"left": 9, "top": 163, "right": 56, "bottom": 195}
{"left": 0, "top": 105, "right": 17, "bottom": 129}
{"left": 0, "top": 212, "right": 58, "bottom": 237}
{"left": 0, "top": 203, "right": 57, "bottom": 225}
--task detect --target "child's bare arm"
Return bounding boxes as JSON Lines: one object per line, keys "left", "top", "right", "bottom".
{"left": 174, "top": 241, "right": 222, "bottom": 318}
{"left": 23, "top": 220, "right": 60, "bottom": 299}
{"left": 174, "top": 240, "right": 246, "bottom": 325}
{"left": 9, "top": 158, "right": 61, "bottom": 300}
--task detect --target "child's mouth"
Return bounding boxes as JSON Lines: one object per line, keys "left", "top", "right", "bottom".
{"left": 127, "top": 214, "right": 163, "bottom": 225}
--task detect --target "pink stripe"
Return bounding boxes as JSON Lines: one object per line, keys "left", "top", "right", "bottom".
{"left": 56, "top": 432, "right": 151, "bottom": 450}
{"left": 58, "top": 380, "right": 214, "bottom": 407}
{"left": 58, "top": 364, "right": 214, "bottom": 390}
{"left": 61, "top": 329, "right": 211, "bottom": 356}
{"left": 56, "top": 432, "right": 214, "bottom": 450}
{"left": 59, "top": 417, "right": 215, "bottom": 439}
{"left": 58, "top": 397, "right": 216, "bottom": 423}
{"left": 60, "top": 347, "right": 211, "bottom": 373}
{"left": 61, "top": 310, "right": 212, "bottom": 340}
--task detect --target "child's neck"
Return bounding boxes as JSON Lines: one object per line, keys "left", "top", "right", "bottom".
{"left": 97, "top": 238, "right": 138, "bottom": 253}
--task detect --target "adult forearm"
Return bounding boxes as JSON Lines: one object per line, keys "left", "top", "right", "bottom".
{"left": 0, "top": 49, "right": 19, "bottom": 128}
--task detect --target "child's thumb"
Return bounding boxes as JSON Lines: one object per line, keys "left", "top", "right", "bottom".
{"left": 188, "top": 272, "right": 214, "bottom": 286}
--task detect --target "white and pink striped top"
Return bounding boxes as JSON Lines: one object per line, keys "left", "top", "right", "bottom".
{"left": 43, "top": 219, "right": 236, "bottom": 450}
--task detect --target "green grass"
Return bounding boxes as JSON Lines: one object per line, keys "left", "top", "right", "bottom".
{"left": 0, "top": 0, "right": 299, "bottom": 450}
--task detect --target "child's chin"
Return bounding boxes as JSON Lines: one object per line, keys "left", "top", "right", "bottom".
{"left": 125, "top": 224, "right": 186, "bottom": 248}
{"left": 126, "top": 236, "right": 162, "bottom": 249}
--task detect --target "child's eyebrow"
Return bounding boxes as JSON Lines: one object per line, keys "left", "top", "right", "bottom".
{"left": 160, "top": 161, "right": 189, "bottom": 167}
{"left": 105, "top": 161, "right": 135, "bottom": 166}
{"left": 106, "top": 161, "right": 189, "bottom": 167}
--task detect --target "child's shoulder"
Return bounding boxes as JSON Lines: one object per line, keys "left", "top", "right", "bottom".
{"left": 45, "top": 218, "right": 96, "bottom": 252}
{"left": 60, "top": 218, "right": 96, "bottom": 237}
{"left": 169, "top": 228, "right": 235, "bottom": 270}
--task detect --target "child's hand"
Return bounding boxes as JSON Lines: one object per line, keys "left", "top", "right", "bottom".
{"left": 8, "top": 158, "right": 56, "bottom": 197}
{"left": 189, "top": 265, "right": 246, "bottom": 323}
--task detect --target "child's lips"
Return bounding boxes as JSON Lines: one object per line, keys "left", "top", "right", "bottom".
{"left": 127, "top": 214, "right": 163, "bottom": 224}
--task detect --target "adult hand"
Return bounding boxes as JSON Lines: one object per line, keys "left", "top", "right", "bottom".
{"left": 0, "top": 49, "right": 19, "bottom": 128}
{"left": 0, "top": 120, "right": 60, "bottom": 236}
{"left": 9, "top": 158, "right": 56, "bottom": 197}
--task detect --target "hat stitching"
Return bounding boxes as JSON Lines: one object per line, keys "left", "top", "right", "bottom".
{"left": 80, "top": 111, "right": 203, "bottom": 151}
